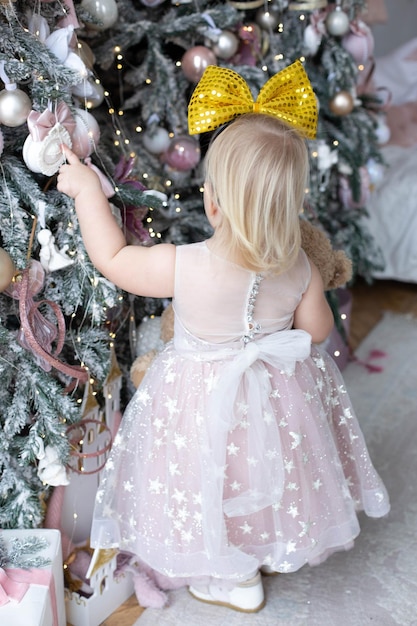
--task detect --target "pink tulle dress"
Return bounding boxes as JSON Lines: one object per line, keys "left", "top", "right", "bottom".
{"left": 90, "top": 241, "right": 390, "bottom": 582}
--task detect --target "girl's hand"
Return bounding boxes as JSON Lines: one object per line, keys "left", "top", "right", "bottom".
{"left": 57, "top": 145, "right": 102, "bottom": 199}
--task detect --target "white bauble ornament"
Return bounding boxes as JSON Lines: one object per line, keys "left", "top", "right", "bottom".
{"left": 303, "top": 24, "right": 322, "bottom": 56}
{"left": 84, "top": 81, "right": 105, "bottom": 109}
{"left": 23, "top": 126, "right": 72, "bottom": 176}
{"left": 0, "top": 87, "right": 32, "bottom": 127}
{"left": 142, "top": 126, "right": 171, "bottom": 154}
{"left": 374, "top": 115, "right": 391, "bottom": 145}
{"left": 211, "top": 30, "right": 239, "bottom": 60}
{"left": 325, "top": 6, "right": 350, "bottom": 37}
{"left": 0, "top": 248, "right": 15, "bottom": 292}
{"left": 71, "top": 109, "right": 101, "bottom": 158}
{"left": 366, "top": 158, "right": 385, "bottom": 188}
{"left": 81, "top": 0, "right": 118, "bottom": 30}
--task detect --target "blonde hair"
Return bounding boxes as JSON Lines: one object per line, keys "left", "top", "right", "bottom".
{"left": 204, "top": 113, "right": 309, "bottom": 274}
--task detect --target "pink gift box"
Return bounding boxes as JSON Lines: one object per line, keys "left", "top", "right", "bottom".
{"left": 0, "top": 529, "right": 66, "bottom": 626}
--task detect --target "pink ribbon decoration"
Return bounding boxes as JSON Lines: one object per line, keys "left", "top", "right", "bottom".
{"left": 0, "top": 567, "right": 59, "bottom": 626}
{"left": 5, "top": 261, "right": 88, "bottom": 382}
{"left": 27, "top": 102, "right": 76, "bottom": 143}
{"left": 84, "top": 158, "right": 115, "bottom": 198}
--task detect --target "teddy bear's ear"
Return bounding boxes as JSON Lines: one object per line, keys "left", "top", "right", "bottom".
{"left": 130, "top": 350, "right": 158, "bottom": 388}
{"left": 160, "top": 304, "right": 175, "bottom": 343}
{"left": 326, "top": 250, "right": 353, "bottom": 290}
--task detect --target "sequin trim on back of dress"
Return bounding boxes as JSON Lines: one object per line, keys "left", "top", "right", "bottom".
{"left": 242, "top": 274, "right": 264, "bottom": 345}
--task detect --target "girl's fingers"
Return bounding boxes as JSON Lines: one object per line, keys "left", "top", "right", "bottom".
{"left": 61, "top": 144, "right": 80, "bottom": 165}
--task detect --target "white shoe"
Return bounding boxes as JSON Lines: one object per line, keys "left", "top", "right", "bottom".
{"left": 260, "top": 564, "right": 280, "bottom": 576}
{"left": 189, "top": 572, "right": 265, "bottom": 613}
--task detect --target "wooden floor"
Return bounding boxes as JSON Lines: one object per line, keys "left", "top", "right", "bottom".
{"left": 91, "top": 278, "right": 417, "bottom": 626}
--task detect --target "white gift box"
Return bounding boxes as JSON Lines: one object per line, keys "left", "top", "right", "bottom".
{"left": 0, "top": 529, "right": 66, "bottom": 626}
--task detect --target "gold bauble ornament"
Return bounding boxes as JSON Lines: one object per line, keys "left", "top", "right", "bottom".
{"left": 329, "top": 91, "right": 354, "bottom": 116}
{"left": 0, "top": 247, "right": 16, "bottom": 292}
{"left": 288, "top": 1, "right": 327, "bottom": 10}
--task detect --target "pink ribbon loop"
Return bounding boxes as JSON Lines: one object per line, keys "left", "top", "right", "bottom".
{"left": 27, "top": 102, "right": 76, "bottom": 142}
{"left": 0, "top": 568, "right": 29, "bottom": 605}
{"left": 5, "top": 261, "right": 88, "bottom": 382}
{"left": 0, "top": 567, "right": 58, "bottom": 626}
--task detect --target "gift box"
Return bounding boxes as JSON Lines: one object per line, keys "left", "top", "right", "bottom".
{"left": 0, "top": 528, "right": 66, "bottom": 626}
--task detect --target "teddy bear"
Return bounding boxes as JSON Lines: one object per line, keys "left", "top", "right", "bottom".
{"left": 130, "top": 218, "right": 352, "bottom": 388}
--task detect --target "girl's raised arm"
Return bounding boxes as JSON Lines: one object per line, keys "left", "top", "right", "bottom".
{"left": 57, "top": 146, "right": 175, "bottom": 298}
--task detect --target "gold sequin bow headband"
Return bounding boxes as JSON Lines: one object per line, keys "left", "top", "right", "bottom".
{"left": 188, "top": 60, "right": 317, "bottom": 139}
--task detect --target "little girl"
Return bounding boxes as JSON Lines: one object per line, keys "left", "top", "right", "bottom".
{"left": 57, "top": 63, "right": 389, "bottom": 613}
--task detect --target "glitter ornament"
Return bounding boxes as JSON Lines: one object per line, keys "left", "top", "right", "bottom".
{"left": 181, "top": 46, "right": 217, "bottom": 83}
{"left": 0, "top": 248, "right": 16, "bottom": 292}
{"left": 142, "top": 126, "right": 171, "bottom": 154}
{"left": 0, "top": 86, "right": 31, "bottom": 127}
{"left": 325, "top": 6, "right": 350, "bottom": 38}
{"left": 211, "top": 30, "right": 239, "bottom": 60}
{"left": 81, "top": 0, "right": 118, "bottom": 30}
{"left": 256, "top": 7, "right": 280, "bottom": 31}
{"left": 329, "top": 91, "right": 354, "bottom": 116}
{"left": 163, "top": 135, "right": 201, "bottom": 171}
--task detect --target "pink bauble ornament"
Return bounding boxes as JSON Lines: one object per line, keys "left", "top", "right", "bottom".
{"left": 342, "top": 20, "right": 374, "bottom": 65}
{"left": 81, "top": 0, "right": 118, "bottom": 30}
{"left": 71, "top": 109, "right": 101, "bottom": 158}
{"left": 0, "top": 87, "right": 32, "bottom": 127}
{"left": 181, "top": 46, "right": 216, "bottom": 83}
{"left": 163, "top": 135, "right": 201, "bottom": 171}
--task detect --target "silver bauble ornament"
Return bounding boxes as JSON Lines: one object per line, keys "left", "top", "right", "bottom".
{"left": 326, "top": 6, "right": 350, "bottom": 37}
{"left": 256, "top": 7, "right": 280, "bottom": 31}
{"left": 0, "top": 87, "right": 32, "bottom": 127}
{"left": 329, "top": 91, "right": 354, "bottom": 116}
{"left": 212, "top": 30, "right": 239, "bottom": 60}
{"left": 81, "top": 0, "right": 119, "bottom": 30}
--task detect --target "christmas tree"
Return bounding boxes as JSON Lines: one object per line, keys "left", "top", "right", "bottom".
{"left": 0, "top": 0, "right": 384, "bottom": 529}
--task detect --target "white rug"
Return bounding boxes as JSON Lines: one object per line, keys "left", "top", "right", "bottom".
{"left": 135, "top": 313, "right": 417, "bottom": 626}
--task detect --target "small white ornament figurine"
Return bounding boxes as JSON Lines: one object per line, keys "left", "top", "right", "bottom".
{"left": 38, "top": 228, "right": 74, "bottom": 272}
